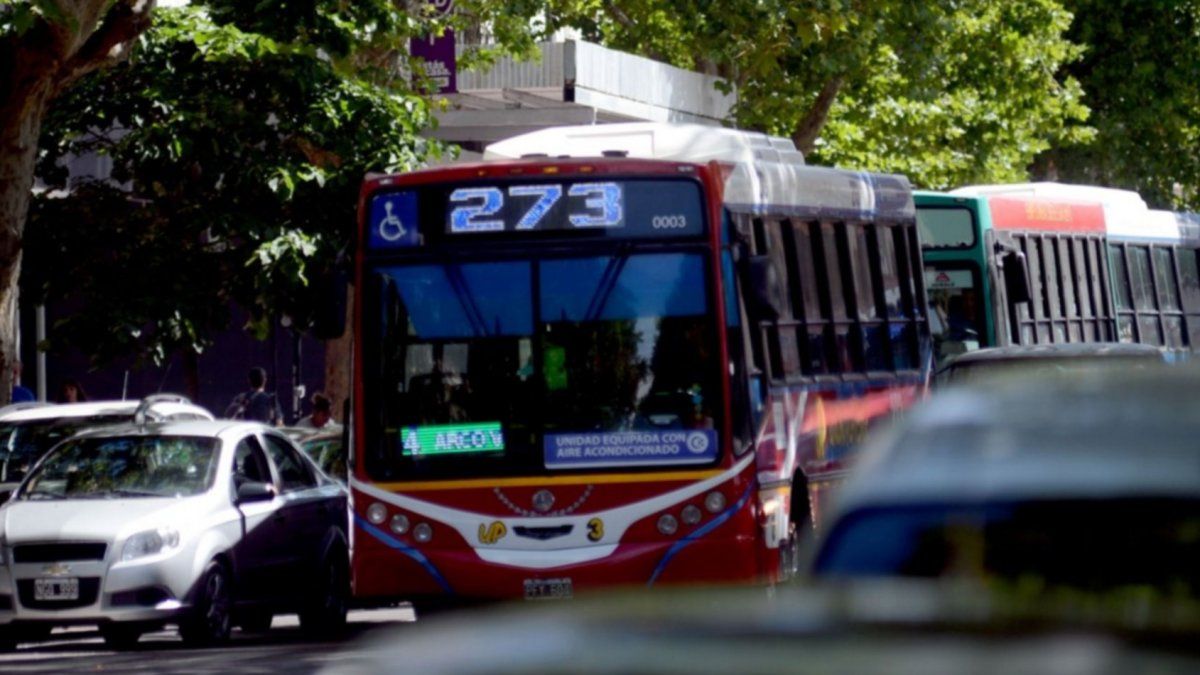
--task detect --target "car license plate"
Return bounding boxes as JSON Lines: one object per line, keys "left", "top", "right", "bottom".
{"left": 523, "top": 577, "right": 573, "bottom": 600}
{"left": 34, "top": 577, "right": 80, "bottom": 601}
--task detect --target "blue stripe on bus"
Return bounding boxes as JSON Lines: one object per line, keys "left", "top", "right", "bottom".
{"left": 354, "top": 514, "right": 454, "bottom": 594}
{"left": 647, "top": 482, "right": 755, "bottom": 587}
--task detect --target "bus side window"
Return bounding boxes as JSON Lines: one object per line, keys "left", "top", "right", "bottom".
{"left": 1177, "top": 247, "right": 1200, "bottom": 347}
{"left": 793, "top": 221, "right": 829, "bottom": 375}
{"left": 1109, "top": 243, "right": 1135, "bottom": 342}
{"left": 819, "top": 222, "right": 854, "bottom": 372}
{"left": 1153, "top": 247, "right": 1184, "bottom": 348}
{"left": 1128, "top": 245, "right": 1163, "bottom": 345}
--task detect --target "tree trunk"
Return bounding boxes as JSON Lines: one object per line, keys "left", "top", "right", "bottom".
{"left": 791, "top": 76, "right": 845, "bottom": 156}
{"left": 0, "top": 46, "right": 56, "bottom": 405}
{"left": 0, "top": 2, "right": 157, "bottom": 404}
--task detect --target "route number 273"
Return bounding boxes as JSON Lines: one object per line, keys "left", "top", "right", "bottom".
{"left": 448, "top": 182, "right": 624, "bottom": 233}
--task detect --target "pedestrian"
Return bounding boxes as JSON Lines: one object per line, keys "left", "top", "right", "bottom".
{"left": 225, "top": 366, "right": 283, "bottom": 425}
{"left": 10, "top": 361, "right": 34, "bottom": 403}
{"left": 56, "top": 378, "right": 88, "bottom": 403}
{"left": 296, "top": 392, "right": 342, "bottom": 432}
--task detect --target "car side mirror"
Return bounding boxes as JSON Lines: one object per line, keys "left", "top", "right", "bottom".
{"left": 235, "top": 480, "right": 276, "bottom": 504}
{"left": 1001, "top": 250, "right": 1032, "bottom": 305}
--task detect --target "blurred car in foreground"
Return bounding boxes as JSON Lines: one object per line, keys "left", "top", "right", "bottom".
{"left": 0, "top": 417, "right": 348, "bottom": 650}
{"left": 324, "top": 583, "right": 1200, "bottom": 674}
{"left": 0, "top": 395, "right": 214, "bottom": 501}
{"left": 934, "top": 342, "right": 1166, "bottom": 385}
{"left": 281, "top": 427, "right": 346, "bottom": 483}
{"left": 810, "top": 367, "right": 1200, "bottom": 615}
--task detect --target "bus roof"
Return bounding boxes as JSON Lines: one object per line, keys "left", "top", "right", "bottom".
{"left": 983, "top": 195, "right": 1106, "bottom": 233}
{"left": 484, "top": 123, "right": 914, "bottom": 222}
{"left": 1109, "top": 209, "right": 1182, "bottom": 243}
{"left": 951, "top": 182, "right": 1148, "bottom": 230}
{"left": 483, "top": 122, "right": 804, "bottom": 165}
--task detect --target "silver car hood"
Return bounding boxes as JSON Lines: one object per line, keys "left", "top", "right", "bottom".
{"left": 2, "top": 498, "right": 205, "bottom": 544}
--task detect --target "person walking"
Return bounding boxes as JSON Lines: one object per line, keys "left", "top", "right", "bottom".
{"left": 296, "top": 392, "right": 342, "bottom": 433}
{"left": 225, "top": 367, "right": 283, "bottom": 425}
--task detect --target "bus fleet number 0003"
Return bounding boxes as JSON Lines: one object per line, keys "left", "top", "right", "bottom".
{"left": 651, "top": 215, "right": 689, "bottom": 229}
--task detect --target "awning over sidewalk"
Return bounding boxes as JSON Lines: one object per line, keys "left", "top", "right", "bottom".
{"left": 433, "top": 40, "right": 737, "bottom": 154}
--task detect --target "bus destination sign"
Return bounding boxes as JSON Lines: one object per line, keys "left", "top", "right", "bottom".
{"left": 367, "top": 178, "right": 704, "bottom": 250}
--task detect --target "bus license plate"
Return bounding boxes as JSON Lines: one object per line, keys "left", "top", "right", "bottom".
{"left": 523, "top": 577, "right": 573, "bottom": 600}
{"left": 34, "top": 577, "right": 80, "bottom": 601}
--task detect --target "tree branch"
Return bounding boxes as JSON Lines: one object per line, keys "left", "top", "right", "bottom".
{"left": 55, "top": 0, "right": 156, "bottom": 95}
{"left": 602, "top": 1, "right": 669, "bottom": 64}
{"left": 791, "top": 75, "right": 844, "bottom": 156}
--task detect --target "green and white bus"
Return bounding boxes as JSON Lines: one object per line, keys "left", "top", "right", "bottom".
{"left": 916, "top": 183, "right": 1200, "bottom": 363}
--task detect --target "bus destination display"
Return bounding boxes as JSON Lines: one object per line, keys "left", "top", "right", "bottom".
{"left": 367, "top": 178, "right": 704, "bottom": 250}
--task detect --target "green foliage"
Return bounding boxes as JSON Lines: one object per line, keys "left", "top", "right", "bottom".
{"left": 543, "top": 0, "right": 1092, "bottom": 189}
{"left": 1046, "top": 0, "right": 1200, "bottom": 209}
{"left": 28, "top": 5, "right": 440, "bottom": 367}
{"left": 0, "top": 1, "right": 70, "bottom": 37}
{"left": 811, "top": 0, "right": 1094, "bottom": 188}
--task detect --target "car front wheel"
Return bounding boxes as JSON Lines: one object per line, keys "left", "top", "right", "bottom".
{"left": 299, "top": 551, "right": 348, "bottom": 637}
{"left": 180, "top": 561, "right": 233, "bottom": 646}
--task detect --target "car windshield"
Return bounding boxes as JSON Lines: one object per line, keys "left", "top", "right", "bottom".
{"left": 0, "top": 414, "right": 131, "bottom": 484}
{"left": 19, "top": 435, "right": 220, "bottom": 499}
{"left": 363, "top": 250, "right": 722, "bottom": 480}
{"left": 814, "top": 499, "right": 1200, "bottom": 600}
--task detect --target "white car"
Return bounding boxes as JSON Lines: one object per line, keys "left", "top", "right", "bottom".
{"left": 0, "top": 418, "right": 349, "bottom": 649}
{"left": 0, "top": 395, "right": 214, "bottom": 500}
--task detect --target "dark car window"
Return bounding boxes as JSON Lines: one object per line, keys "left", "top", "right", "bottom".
{"left": 815, "top": 499, "right": 1200, "bottom": 597}
{"left": 262, "top": 434, "right": 317, "bottom": 492}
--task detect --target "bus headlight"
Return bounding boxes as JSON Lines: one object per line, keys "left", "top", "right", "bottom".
{"left": 681, "top": 504, "right": 702, "bottom": 525}
{"left": 704, "top": 491, "right": 727, "bottom": 514}
{"left": 413, "top": 523, "right": 433, "bottom": 543}
{"left": 366, "top": 502, "right": 388, "bottom": 525}
{"left": 657, "top": 514, "right": 679, "bottom": 536}
{"left": 390, "top": 514, "right": 410, "bottom": 535}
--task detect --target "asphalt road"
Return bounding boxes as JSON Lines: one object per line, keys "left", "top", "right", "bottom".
{"left": 0, "top": 607, "right": 416, "bottom": 674}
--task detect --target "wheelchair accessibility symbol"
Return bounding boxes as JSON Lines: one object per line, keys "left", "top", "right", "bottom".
{"left": 378, "top": 200, "right": 408, "bottom": 241}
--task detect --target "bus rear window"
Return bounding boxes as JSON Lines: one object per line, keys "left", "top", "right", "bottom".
{"left": 918, "top": 207, "right": 976, "bottom": 250}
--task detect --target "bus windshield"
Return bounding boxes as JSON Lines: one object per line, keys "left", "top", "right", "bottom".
{"left": 925, "top": 265, "right": 986, "bottom": 361}
{"left": 364, "top": 250, "right": 722, "bottom": 480}
{"left": 917, "top": 206, "right": 976, "bottom": 249}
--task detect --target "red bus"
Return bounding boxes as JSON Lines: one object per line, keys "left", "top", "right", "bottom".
{"left": 347, "top": 123, "right": 931, "bottom": 608}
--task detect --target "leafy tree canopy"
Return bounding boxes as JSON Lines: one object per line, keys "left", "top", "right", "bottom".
{"left": 1042, "top": 0, "right": 1200, "bottom": 209}
{"left": 27, "top": 1, "right": 538, "bottom": 369}
{"left": 542, "top": 0, "right": 1093, "bottom": 189}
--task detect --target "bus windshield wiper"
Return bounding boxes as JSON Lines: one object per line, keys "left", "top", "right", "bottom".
{"left": 584, "top": 252, "right": 630, "bottom": 322}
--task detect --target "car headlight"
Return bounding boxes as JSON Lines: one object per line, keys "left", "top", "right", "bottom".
{"left": 121, "top": 527, "right": 181, "bottom": 562}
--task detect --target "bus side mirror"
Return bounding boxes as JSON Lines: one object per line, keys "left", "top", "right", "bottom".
{"left": 1001, "top": 250, "right": 1032, "bottom": 305}
{"left": 311, "top": 272, "right": 348, "bottom": 340}
{"left": 743, "top": 255, "right": 784, "bottom": 321}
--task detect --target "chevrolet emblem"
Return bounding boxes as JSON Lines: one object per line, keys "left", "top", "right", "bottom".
{"left": 42, "top": 562, "right": 72, "bottom": 577}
